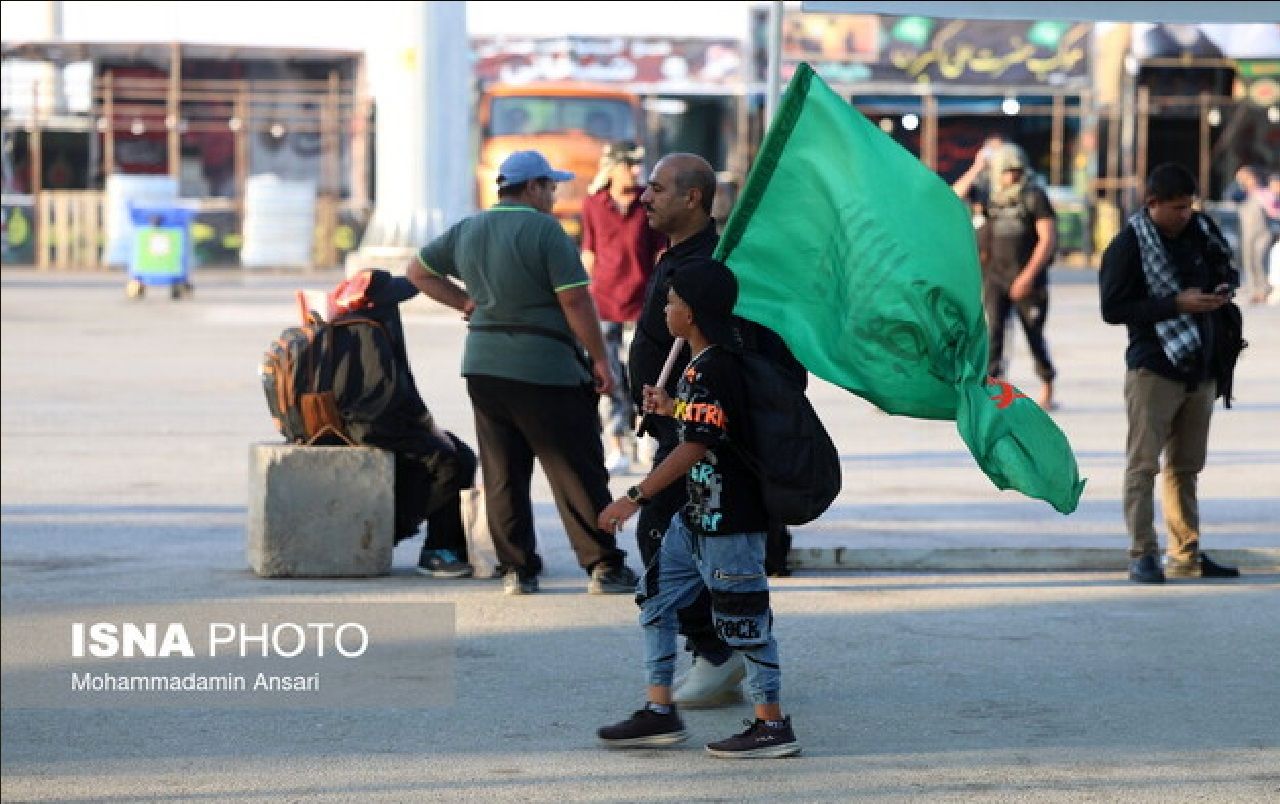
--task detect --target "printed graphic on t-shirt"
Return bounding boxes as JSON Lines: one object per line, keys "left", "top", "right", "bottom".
{"left": 677, "top": 362, "right": 730, "bottom": 533}
{"left": 675, "top": 349, "right": 771, "bottom": 536}
{"left": 687, "top": 454, "right": 725, "bottom": 533}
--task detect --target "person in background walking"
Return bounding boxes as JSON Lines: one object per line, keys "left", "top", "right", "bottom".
{"left": 976, "top": 142, "right": 1059, "bottom": 410}
{"left": 581, "top": 141, "right": 665, "bottom": 476}
{"left": 1233, "top": 165, "right": 1274, "bottom": 305}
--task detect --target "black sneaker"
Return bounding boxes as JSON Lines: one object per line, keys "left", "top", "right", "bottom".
{"left": 706, "top": 717, "right": 801, "bottom": 758}
{"left": 416, "top": 549, "right": 474, "bottom": 579}
{"left": 588, "top": 563, "right": 638, "bottom": 594}
{"left": 1128, "top": 554, "right": 1165, "bottom": 584}
{"left": 1166, "top": 553, "right": 1241, "bottom": 579}
{"left": 598, "top": 706, "right": 687, "bottom": 748}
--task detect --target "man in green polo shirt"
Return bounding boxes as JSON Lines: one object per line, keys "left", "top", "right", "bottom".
{"left": 407, "top": 150, "right": 639, "bottom": 597}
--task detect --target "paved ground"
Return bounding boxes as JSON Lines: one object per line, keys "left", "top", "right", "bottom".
{"left": 1, "top": 267, "right": 1278, "bottom": 802}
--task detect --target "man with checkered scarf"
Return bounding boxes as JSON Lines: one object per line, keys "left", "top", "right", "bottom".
{"left": 1100, "top": 163, "right": 1241, "bottom": 584}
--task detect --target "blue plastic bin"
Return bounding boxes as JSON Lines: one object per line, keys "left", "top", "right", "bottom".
{"left": 126, "top": 205, "right": 195, "bottom": 299}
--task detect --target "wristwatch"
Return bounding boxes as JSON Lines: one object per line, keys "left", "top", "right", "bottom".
{"left": 625, "top": 485, "right": 650, "bottom": 506}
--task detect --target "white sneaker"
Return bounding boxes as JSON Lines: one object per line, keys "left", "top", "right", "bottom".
{"left": 605, "top": 451, "right": 630, "bottom": 476}
{"left": 673, "top": 654, "right": 745, "bottom": 709}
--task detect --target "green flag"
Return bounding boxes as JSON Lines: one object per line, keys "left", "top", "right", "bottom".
{"left": 716, "top": 63, "right": 1085, "bottom": 514}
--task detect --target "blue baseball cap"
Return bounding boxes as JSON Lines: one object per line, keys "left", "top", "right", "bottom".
{"left": 497, "top": 150, "right": 574, "bottom": 189}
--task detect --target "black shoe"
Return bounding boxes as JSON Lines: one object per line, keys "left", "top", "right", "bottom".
{"left": 1166, "top": 553, "right": 1241, "bottom": 579}
{"left": 598, "top": 706, "right": 687, "bottom": 748}
{"left": 1128, "top": 554, "right": 1165, "bottom": 584}
{"left": 705, "top": 717, "right": 801, "bottom": 759}
{"left": 588, "top": 563, "right": 638, "bottom": 594}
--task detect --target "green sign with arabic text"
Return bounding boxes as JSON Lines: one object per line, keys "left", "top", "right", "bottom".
{"left": 881, "top": 17, "right": 1090, "bottom": 85}
{"left": 758, "top": 11, "right": 1092, "bottom": 87}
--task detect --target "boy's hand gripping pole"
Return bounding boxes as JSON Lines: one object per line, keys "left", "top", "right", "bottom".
{"left": 635, "top": 337, "right": 685, "bottom": 438}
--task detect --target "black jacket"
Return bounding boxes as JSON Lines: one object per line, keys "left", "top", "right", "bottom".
{"left": 1099, "top": 213, "right": 1236, "bottom": 385}
{"left": 627, "top": 221, "right": 804, "bottom": 410}
{"left": 628, "top": 221, "right": 719, "bottom": 408}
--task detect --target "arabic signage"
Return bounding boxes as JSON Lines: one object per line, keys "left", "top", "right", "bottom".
{"left": 754, "top": 11, "right": 1092, "bottom": 88}
{"left": 471, "top": 37, "right": 744, "bottom": 91}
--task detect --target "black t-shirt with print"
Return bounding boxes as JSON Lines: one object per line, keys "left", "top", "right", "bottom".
{"left": 675, "top": 346, "right": 769, "bottom": 536}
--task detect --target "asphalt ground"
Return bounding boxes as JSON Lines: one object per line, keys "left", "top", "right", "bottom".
{"left": 1, "top": 267, "right": 1277, "bottom": 802}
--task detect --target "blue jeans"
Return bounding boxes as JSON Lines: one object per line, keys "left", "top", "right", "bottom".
{"left": 638, "top": 514, "right": 780, "bottom": 705}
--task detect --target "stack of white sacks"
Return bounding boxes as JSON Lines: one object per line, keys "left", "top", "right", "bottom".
{"left": 240, "top": 175, "right": 317, "bottom": 269}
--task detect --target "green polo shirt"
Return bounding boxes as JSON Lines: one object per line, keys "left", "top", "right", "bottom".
{"left": 417, "top": 203, "right": 591, "bottom": 386}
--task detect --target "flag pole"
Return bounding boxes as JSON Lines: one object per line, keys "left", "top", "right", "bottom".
{"left": 635, "top": 337, "right": 685, "bottom": 437}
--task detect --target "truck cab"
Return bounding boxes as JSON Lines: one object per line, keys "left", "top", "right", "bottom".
{"left": 476, "top": 82, "right": 643, "bottom": 240}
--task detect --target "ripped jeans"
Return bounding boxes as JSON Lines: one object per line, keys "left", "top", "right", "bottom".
{"left": 637, "top": 514, "right": 780, "bottom": 705}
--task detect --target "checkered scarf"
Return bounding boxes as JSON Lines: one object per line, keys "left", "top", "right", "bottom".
{"left": 1129, "top": 209, "right": 1218, "bottom": 370}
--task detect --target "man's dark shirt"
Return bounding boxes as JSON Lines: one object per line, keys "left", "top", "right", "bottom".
{"left": 628, "top": 220, "right": 718, "bottom": 408}
{"left": 1099, "top": 212, "right": 1236, "bottom": 385}
{"left": 628, "top": 219, "right": 806, "bottom": 411}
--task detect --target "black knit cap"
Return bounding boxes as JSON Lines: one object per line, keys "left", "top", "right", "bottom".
{"left": 669, "top": 257, "right": 738, "bottom": 346}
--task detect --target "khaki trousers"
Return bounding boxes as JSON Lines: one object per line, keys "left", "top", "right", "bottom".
{"left": 1123, "top": 369, "right": 1216, "bottom": 560}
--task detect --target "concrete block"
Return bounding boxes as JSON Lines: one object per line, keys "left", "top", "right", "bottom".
{"left": 248, "top": 443, "right": 394, "bottom": 577}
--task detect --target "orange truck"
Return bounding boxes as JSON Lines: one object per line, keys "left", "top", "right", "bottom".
{"left": 476, "top": 82, "right": 643, "bottom": 240}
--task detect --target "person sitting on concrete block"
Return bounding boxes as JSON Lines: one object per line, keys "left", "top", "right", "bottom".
{"left": 319, "top": 269, "right": 479, "bottom": 579}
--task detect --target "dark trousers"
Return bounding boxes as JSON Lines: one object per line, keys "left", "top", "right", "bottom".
{"left": 984, "top": 279, "right": 1056, "bottom": 382}
{"left": 467, "top": 374, "right": 625, "bottom": 579}
{"left": 394, "top": 432, "right": 477, "bottom": 559}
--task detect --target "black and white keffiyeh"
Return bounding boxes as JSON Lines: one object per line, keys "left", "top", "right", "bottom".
{"left": 1128, "top": 210, "right": 1226, "bottom": 370}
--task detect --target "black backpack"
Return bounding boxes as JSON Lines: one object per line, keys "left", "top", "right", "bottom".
{"left": 260, "top": 314, "right": 399, "bottom": 445}
{"left": 732, "top": 349, "right": 842, "bottom": 526}
{"left": 1214, "top": 301, "right": 1247, "bottom": 409}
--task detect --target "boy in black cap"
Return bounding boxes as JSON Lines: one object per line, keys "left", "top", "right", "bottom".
{"left": 595, "top": 258, "right": 800, "bottom": 758}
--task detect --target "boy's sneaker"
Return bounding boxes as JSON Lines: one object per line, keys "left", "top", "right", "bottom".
{"left": 503, "top": 571, "right": 539, "bottom": 595}
{"left": 706, "top": 717, "right": 801, "bottom": 759}
{"left": 598, "top": 706, "right": 688, "bottom": 748}
{"left": 416, "top": 549, "right": 474, "bottom": 579}
{"left": 587, "top": 563, "right": 638, "bottom": 594}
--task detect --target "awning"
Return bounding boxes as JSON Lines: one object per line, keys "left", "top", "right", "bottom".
{"left": 802, "top": 2, "right": 1279, "bottom": 24}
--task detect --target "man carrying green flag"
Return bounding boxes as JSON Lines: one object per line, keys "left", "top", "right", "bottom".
{"left": 716, "top": 63, "right": 1084, "bottom": 514}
